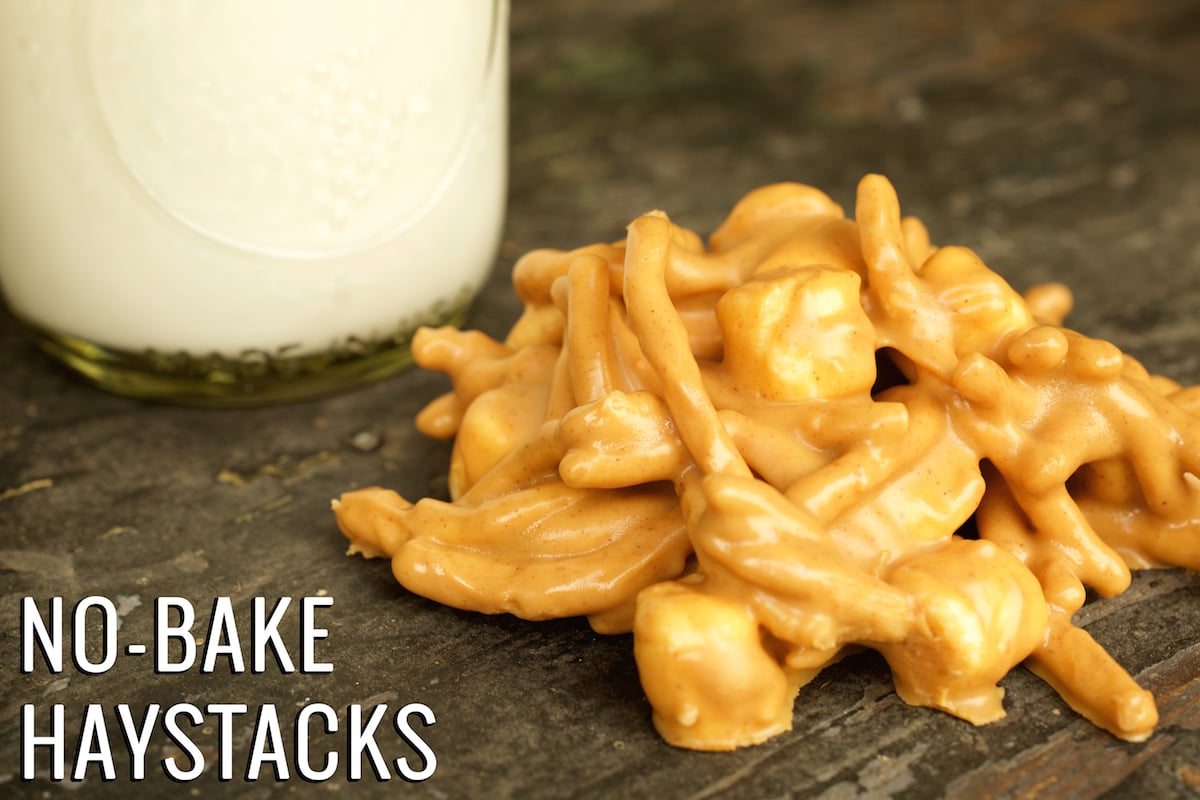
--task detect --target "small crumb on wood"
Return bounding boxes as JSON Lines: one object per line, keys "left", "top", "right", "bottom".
{"left": 0, "top": 477, "right": 53, "bottom": 502}
{"left": 99, "top": 526, "right": 136, "bottom": 540}
{"left": 349, "top": 429, "right": 382, "bottom": 451}
{"left": 1178, "top": 764, "right": 1200, "bottom": 789}
{"left": 216, "top": 469, "right": 245, "bottom": 486}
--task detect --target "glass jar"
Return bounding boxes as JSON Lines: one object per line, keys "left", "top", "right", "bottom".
{"left": 0, "top": 0, "right": 508, "bottom": 405}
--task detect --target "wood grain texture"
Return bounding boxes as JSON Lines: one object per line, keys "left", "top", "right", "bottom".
{"left": 3, "top": 1, "right": 1199, "bottom": 797}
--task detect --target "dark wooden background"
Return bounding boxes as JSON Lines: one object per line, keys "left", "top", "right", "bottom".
{"left": 3, "top": 1, "right": 1200, "bottom": 797}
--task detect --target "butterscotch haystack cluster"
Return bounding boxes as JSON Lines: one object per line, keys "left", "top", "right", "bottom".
{"left": 334, "top": 175, "right": 1200, "bottom": 750}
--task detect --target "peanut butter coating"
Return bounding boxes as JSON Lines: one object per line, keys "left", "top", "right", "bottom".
{"left": 334, "top": 174, "right": 1199, "bottom": 750}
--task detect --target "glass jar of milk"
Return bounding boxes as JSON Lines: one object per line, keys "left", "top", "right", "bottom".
{"left": 0, "top": 1, "right": 508, "bottom": 404}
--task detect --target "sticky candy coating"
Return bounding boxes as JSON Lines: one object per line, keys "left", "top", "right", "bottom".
{"left": 334, "top": 174, "right": 1199, "bottom": 750}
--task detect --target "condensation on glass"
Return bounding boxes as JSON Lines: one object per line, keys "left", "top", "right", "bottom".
{"left": 0, "top": 1, "right": 509, "bottom": 404}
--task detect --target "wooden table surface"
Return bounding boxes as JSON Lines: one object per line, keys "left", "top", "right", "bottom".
{"left": 4, "top": 1, "right": 1200, "bottom": 797}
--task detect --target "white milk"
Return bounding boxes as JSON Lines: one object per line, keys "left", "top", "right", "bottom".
{"left": 0, "top": 1, "right": 507, "bottom": 358}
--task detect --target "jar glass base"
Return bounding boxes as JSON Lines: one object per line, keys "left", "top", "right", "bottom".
{"left": 20, "top": 293, "right": 473, "bottom": 407}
